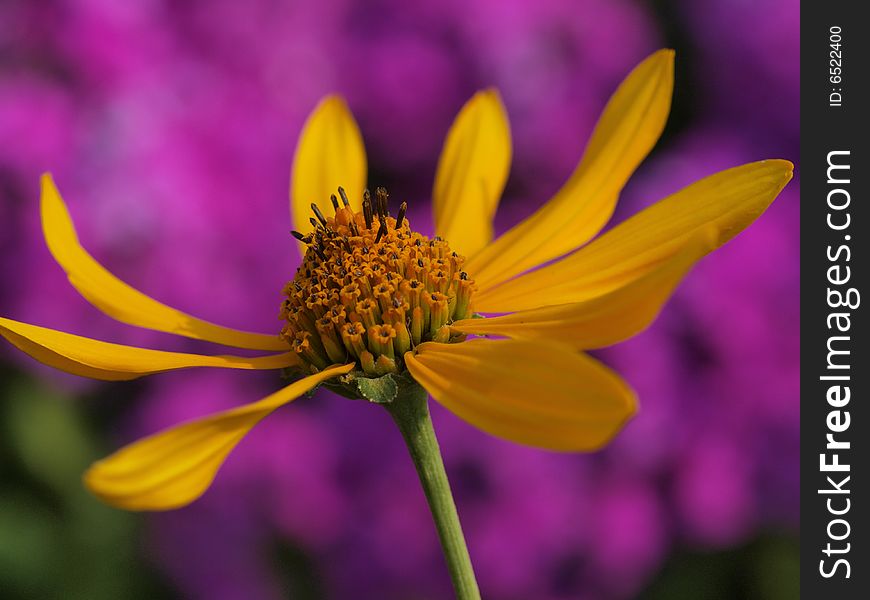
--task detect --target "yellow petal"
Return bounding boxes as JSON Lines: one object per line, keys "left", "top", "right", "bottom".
{"left": 290, "top": 95, "right": 367, "bottom": 234}
{"left": 405, "top": 340, "right": 636, "bottom": 451}
{"left": 84, "top": 363, "right": 354, "bottom": 510}
{"left": 0, "top": 316, "right": 298, "bottom": 381}
{"left": 475, "top": 159, "right": 793, "bottom": 312}
{"left": 40, "top": 174, "right": 286, "bottom": 351}
{"left": 432, "top": 89, "right": 511, "bottom": 256}
{"left": 453, "top": 230, "right": 714, "bottom": 348}
{"left": 465, "top": 50, "right": 675, "bottom": 291}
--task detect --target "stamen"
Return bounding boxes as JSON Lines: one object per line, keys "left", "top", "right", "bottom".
{"left": 311, "top": 203, "right": 328, "bottom": 227}
{"left": 330, "top": 194, "right": 340, "bottom": 211}
{"left": 396, "top": 202, "right": 407, "bottom": 229}
{"left": 362, "top": 189, "right": 374, "bottom": 229}
{"left": 338, "top": 186, "right": 351, "bottom": 207}
{"left": 375, "top": 187, "right": 389, "bottom": 217}
{"left": 291, "top": 230, "right": 307, "bottom": 242}
{"left": 375, "top": 221, "right": 388, "bottom": 244}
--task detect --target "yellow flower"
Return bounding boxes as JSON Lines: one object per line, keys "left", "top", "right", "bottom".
{"left": 0, "top": 50, "right": 792, "bottom": 512}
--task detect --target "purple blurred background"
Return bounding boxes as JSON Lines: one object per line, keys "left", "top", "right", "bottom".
{"left": 0, "top": 1, "right": 798, "bottom": 599}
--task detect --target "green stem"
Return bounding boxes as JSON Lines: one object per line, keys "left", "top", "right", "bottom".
{"left": 383, "top": 381, "right": 481, "bottom": 600}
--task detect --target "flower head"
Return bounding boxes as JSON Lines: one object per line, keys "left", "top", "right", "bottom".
{"left": 0, "top": 50, "right": 792, "bottom": 511}
{"left": 281, "top": 187, "right": 475, "bottom": 376}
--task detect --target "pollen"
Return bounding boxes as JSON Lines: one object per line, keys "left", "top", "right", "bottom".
{"left": 280, "top": 187, "right": 476, "bottom": 376}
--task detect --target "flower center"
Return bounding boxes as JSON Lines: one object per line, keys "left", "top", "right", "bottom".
{"left": 280, "top": 187, "right": 475, "bottom": 376}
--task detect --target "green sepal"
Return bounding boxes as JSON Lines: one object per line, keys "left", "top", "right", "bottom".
{"left": 281, "top": 368, "right": 421, "bottom": 405}
{"left": 356, "top": 373, "right": 399, "bottom": 404}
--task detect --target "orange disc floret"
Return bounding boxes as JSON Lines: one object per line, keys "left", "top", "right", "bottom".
{"left": 280, "top": 187, "right": 476, "bottom": 375}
